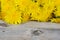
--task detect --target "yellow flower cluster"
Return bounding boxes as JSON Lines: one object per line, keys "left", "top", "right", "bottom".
{"left": 1, "top": 0, "right": 60, "bottom": 24}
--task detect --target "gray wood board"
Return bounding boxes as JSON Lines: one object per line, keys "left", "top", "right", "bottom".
{"left": 0, "top": 21, "right": 60, "bottom": 40}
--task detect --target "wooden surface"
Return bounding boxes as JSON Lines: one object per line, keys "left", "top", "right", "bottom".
{"left": 0, "top": 21, "right": 60, "bottom": 40}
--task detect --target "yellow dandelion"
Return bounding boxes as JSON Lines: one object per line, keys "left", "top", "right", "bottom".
{"left": 3, "top": 13, "right": 22, "bottom": 24}
{"left": 51, "top": 18, "right": 60, "bottom": 23}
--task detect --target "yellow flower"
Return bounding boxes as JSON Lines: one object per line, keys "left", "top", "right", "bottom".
{"left": 3, "top": 13, "right": 22, "bottom": 24}
{"left": 51, "top": 18, "right": 60, "bottom": 23}
{"left": 21, "top": 13, "right": 30, "bottom": 23}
